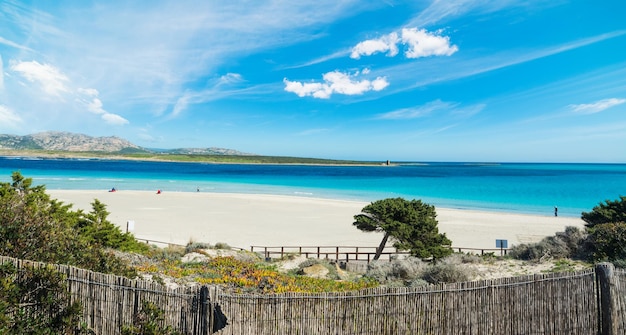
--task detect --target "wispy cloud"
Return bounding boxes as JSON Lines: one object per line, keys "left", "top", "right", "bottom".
{"left": 375, "top": 100, "right": 483, "bottom": 120}
{"left": 0, "top": 36, "right": 32, "bottom": 51}
{"left": 0, "top": 105, "right": 22, "bottom": 128}
{"left": 7, "top": 60, "right": 128, "bottom": 126}
{"left": 378, "top": 30, "right": 626, "bottom": 94}
{"left": 376, "top": 100, "right": 456, "bottom": 119}
{"left": 284, "top": 69, "right": 389, "bottom": 99}
{"left": 409, "top": 0, "right": 544, "bottom": 27}
{"left": 569, "top": 98, "right": 626, "bottom": 114}
{"left": 0, "top": 56, "right": 3, "bottom": 90}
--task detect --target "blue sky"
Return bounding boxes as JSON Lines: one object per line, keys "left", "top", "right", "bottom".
{"left": 1, "top": 1, "right": 625, "bottom": 162}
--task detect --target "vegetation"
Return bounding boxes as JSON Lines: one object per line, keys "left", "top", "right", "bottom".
{"left": 581, "top": 195, "right": 626, "bottom": 228}
{"left": 509, "top": 226, "right": 586, "bottom": 261}
{"left": 76, "top": 199, "right": 150, "bottom": 254}
{"left": 136, "top": 256, "right": 377, "bottom": 294}
{"left": 121, "top": 301, "right": 180, "bottom": 335}
{"left": 353, "top": 198, "right": 452, "bottom": 261}
{"left": 0, "top": 262, "right": 90, "bottom": 334}
{"left": 511, "top": 195, "right": 626, "bottom": 265}
{"left": 1, "top": 149, "right": 381, "bottom": 166}
{"left": 0, "top": 172, "right": 137, "bottom": 276}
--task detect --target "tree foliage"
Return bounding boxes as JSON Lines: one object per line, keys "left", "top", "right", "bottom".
{"left": 0, "top": 171, "right": 136, "bottom": 276}
{"left": 353, "top": 198, "right": 452, "bottom": 260}
{"left": 121, "top": 301, "right": 180, "bottom": 335}
{"left": 579, "top": 195, "right": 626, "bottom": 262}
{"left": 76, "top": 199, "right": 150, "bottom": 253}
{"left": 586, "top": 222, "right": 626, "bottom": 262}
{"left": 581, "top": 195, "right": 626, "bottom": 229}
{"left": 0, "top": 262, "right": 91, "bottom": 334}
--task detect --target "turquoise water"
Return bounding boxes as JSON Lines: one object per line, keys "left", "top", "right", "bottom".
{"left": 1, "top": 157, "right": 625, "bottom": 217}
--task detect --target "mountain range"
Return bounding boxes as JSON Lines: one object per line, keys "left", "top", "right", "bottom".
{"left": 0, "top": 131, "right": 250, "bottom": 156}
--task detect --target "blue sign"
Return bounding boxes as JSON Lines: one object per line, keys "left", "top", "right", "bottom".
{"left": 496, "top": 239, "right": 508, "bottom": 248}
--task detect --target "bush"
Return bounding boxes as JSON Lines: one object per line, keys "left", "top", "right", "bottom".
{"left": 365, "top": 258, "right": 426, "bottom": 285}
{"left": 420, "top": 263, "right": 471, "bottom": 284}
{"left": 581, "top": 196, "right": 626, "bottom": 228}
{"left": 585, "top": 222, "right": 626, "bottom": 262}
{"left": 0, "top": 172, "right": 136, "bottom": 276}
{"left": 0, "top": 262, "right": 91, "bottom": 334}
{"left": 185, "top": 242, "right": 211, "bottom": 254}
{"left": 213, "top": 242, "right": 231, "bottom": 250}
{"left": 509, "top": 226, "right": 586, "bottom": 261}
{"left": 121, "top": 301, "right": 180, "bottom": 335}
{"left": 148, "top": 245, "right": 186, "bottom": 262}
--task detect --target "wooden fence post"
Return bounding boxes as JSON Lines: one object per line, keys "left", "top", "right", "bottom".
{"left": 596, "top": 262, "right": 618, "bottom": 335}
{"left": 199, "top": 286, "right": 209, "bottom": 335}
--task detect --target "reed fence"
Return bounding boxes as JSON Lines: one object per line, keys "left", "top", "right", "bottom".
{"left": 1, "top": 256, "right": 624, "bottom": 335}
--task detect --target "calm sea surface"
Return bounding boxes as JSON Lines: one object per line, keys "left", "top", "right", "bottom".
{"left": 1, "top": 157, "right": 625, "bottom": 217}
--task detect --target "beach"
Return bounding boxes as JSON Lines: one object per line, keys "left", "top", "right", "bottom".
{"left": 48, "top": 190, "right": 586, "bottom": 251}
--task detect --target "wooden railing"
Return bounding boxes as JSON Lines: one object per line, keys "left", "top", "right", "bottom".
{"left": 250, "top": 245, "right": 510, "bottom": 262}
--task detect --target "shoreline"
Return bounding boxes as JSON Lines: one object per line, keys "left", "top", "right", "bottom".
{"left": 48, "top": 189, "right": 586, "bottom": 251}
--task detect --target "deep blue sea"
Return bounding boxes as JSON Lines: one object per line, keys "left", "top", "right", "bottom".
{"left": 1, "top": 156, "right": 625, "bottom": 218}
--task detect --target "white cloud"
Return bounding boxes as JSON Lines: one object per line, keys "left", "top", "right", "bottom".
{"left": 218, "top": 73, "right": 244, "bottom": 86}
{"left": 284, "top": 69, "right": 389, "bottom": 99}
{"left": 401, "top": 28, "right": 458, "bottom": 58}
{"left": 350, "top": 32, "right": 399, "bottom": 59}
{"left": 9, "top": 60, "right": 70, "bottom": 97}
{"left": 77, "top": 87, "right": 129, "bottom": 125}
{"left": 0, "top": 105, "right": 22, "bottom": 127}
{"left": 101, "top": 113, "right": 129, "bottom": 125}
{"left": 569, "top": 98, "right": 626, "bottom": 114}
{"left": 376, "top": 100, "right": 456, "bottom": 119}
{"left": 351, "top": 28, "right": 457, "bottom": 60}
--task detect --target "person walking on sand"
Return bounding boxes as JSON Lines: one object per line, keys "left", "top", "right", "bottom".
{"left": 554, "top": 206, "right": 558, "bottom": 217}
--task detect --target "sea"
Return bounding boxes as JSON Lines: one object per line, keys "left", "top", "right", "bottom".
{"left": 0, "top": 156, "right": 625, "bottom": 218}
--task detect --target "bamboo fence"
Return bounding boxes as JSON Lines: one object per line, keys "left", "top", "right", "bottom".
{"left": 1, "top": 256, "right": 624, "bottom": 335}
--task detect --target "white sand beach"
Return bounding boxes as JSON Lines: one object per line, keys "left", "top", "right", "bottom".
{"left": 48, "top": 190, "right": 585, "bottom": 251}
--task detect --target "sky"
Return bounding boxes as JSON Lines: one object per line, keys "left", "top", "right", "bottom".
{"left": 1, "top": 1, "right": 625, "bottom": 163}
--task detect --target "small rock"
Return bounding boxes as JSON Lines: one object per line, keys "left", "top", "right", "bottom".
{"left": 181, "top": 252, "right": 209, "bottom": 263}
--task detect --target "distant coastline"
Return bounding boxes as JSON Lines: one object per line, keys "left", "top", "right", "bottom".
{"left": 0, "top": 149, "right": 387, "bottom": 166}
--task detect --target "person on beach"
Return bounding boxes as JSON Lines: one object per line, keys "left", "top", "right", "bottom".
{"left": 554, "top": 206, "right": 558, "bottom": 217}
{"left": 157, "top": 189, "right": 161, "bottom": 194}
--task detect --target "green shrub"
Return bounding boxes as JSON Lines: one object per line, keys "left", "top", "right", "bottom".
{"left": 585, "top": 222, "right": 626, "bottom": 262}
{"left": 0, "top": 172, "right": 136, "bottom": 276}
{"left": 148, "top": 246, "right": 186, "bottom": 262}
{"left": 213, "top": 242, "right": 231, "bottom": 250}
{"left": 509, "top": 226, "right": 586, "bottom": 261}
{"left": 121, "top": 301, "right": 180, "bottom": 335}
{"left": 0, "top": 262, "right": 91, "bottom": 334}
{"left": 185, "top": 242, "right": 211, "bottom": 254}
{"left": 365, "top": 258, "right": 426, "bottom": 284}
{"left": 420, "top": 263, "right": 471, "bottom": 284}
{"left": 76, "top": 199, "right": 151, "bottom": 254}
